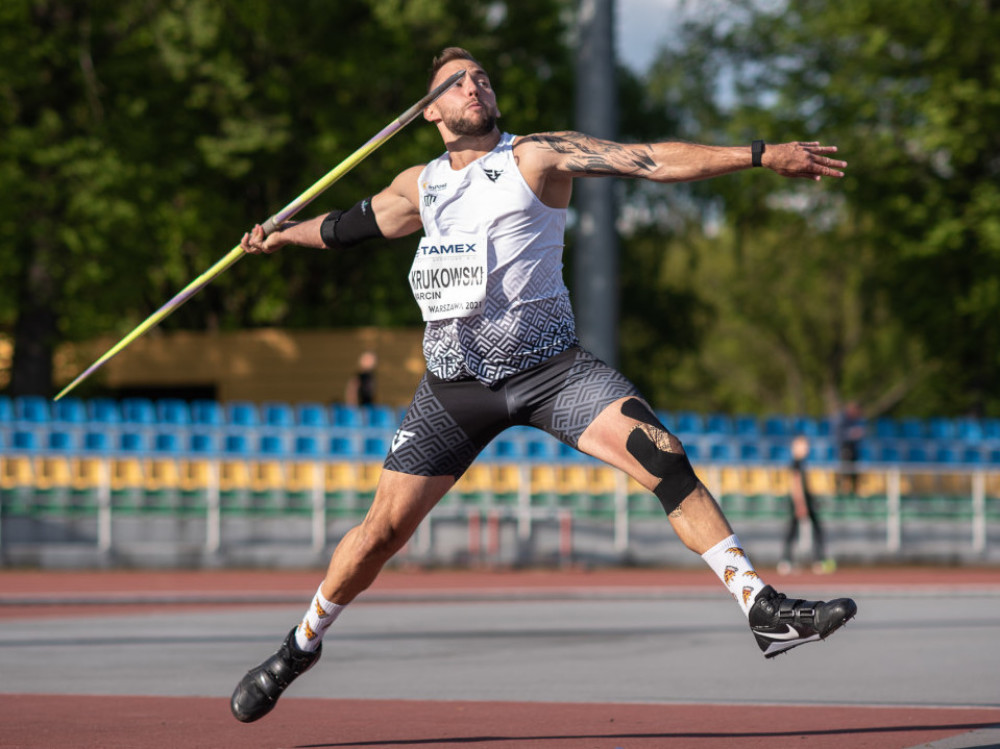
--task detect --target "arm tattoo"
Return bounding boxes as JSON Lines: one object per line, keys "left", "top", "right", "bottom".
{"left": 522, "top": 131, "right": 656, "bottom": 177}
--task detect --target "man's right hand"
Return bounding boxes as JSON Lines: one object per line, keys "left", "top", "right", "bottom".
{"left": 240, "top": 223, "right": 286, "bottom": 254}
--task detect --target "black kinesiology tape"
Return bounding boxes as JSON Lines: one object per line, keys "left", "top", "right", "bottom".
{"left": 320, "top": 197, "right": 382, "bottom": 249}
{"left": 622, "top": 398, "right": 699, "bottom": 513}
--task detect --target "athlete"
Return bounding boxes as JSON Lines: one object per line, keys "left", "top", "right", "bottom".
{"left": 231, "top": 47, "right": 857, "bottom": 723}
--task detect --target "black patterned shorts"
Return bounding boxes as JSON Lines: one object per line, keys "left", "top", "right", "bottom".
{"left": 383, "top": 346, "right": 641, "bottom": 478}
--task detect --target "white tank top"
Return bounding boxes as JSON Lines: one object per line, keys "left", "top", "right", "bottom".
{"left": 414, "top": 132, "right": 578, "bottom": 383}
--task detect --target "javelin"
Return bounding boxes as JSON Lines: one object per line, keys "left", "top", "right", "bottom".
{"left": 54, "top": 69, "right": 465, "bottom": 402}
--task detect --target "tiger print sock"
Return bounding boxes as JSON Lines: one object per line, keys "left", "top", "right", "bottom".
{"left": 701, "top": 534, "right": 766, "bottom": 617}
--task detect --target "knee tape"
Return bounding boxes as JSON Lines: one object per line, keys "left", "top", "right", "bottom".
{"left": 622, "top": 399, "right": 699, "bottom": 513}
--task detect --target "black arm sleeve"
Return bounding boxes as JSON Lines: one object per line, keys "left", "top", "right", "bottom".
{"left": 319, "top": 197, "right": 383, "bottom": 249}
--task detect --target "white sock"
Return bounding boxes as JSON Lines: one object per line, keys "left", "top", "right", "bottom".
{"left": 294, "top": 585, "right": 346, "bottom": 652}
{"left": 701, "top": 534, "right": 766, "bottom": 617}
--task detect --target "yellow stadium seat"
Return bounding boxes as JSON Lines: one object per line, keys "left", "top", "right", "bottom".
{"left": 145, "top": 457, "right": 182, "bottom": 492}
{"left": 250, "top": 460, "right": 286, "bottom": 494}
{"left": 529, "top": 465, "right": 559, "bottom": 508}
{"left": 219, "top": 459, "right": 252, "bottom": 492}
{"left": 1, "top": 456, "right": 34, "bottom": 489}
{"left": 179, "top": 459, "right": 214, "bottom": 493}
{"left": 34, "top": 456, "right": 73, "bottom": 491}
{"left": 454, "top": 464, "right": 493, "bottom": 505}
{"left": 72, "top": 457, "right": 108, "bottom": 492}
{"left": 287, "top": 460, "right": 322, "bottom": 495}
{"left": 489, "top": 464, "right": 522, "bottom": 505}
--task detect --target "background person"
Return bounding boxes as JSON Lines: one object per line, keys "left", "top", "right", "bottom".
{"left": 779, "top": 434, "right": 835, "bottom": 574}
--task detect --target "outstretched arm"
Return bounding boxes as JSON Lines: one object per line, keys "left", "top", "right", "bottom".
{"left": 241, "top": 166, "right": 424, "bottom": 255}
{"left": 516, "top": 131, "right": 846, "bottom": 188}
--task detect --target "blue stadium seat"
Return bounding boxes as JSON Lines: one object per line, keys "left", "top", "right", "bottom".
{"left": 934, "top": 446, "right": 960, "bottom": 464}
{"left": 191, "top": 399, "right": 224, "bottom": 426}
{"left": 88, "top": 398, "right": 122, "bottom": 424}
{"left": 364, "top": 404, "right": 398, "bottom": 429}
{"left": 296, "top": 402, "right": 329, "bottom": 428}
{"left": 879, "top": 445, "right": 901, "bottom": 463}
{"left": 259, "top": 434, "right": 288, "bottom": 455}
{"left": 332, "top": 404, "right": 363, "bottom": 428}
{"left": 119, "top": 432, "right": 147, "bottom": 452}
{"left": 0, "top": 395, "right": 12, "bottom": 422}
{"left": 982, "top": 419, "right": 1000, "bottom": 441}
{"left": 928, "top": 418, "right": 955, "bottom": 440}
{"left": 815, "top": 417, "right": 834, "bottom": 437}
{"left": 905, "top": 446, "right": 929, "bottom": 463}
{"left": 189, "top": 432, "right": 217, "bottom": 453}
{"left": 48, "top": 430, "right": 76, "bottom": 451}
{"left": 873, "top": 418, "right": 898, "bottom": 439}
{"left": 684, "top": 443, "right": 701, "bottom": 462}
{"left": 363, "top": 436, "right": 389, "bottom": 458}
{"left": 121, "top": 397, "right": 156, "bottom": 424}
{"left": 15, "top": 395, "right": 50, "bottom": 423}
{"left": 705, "top": 414, "right": 733, "bottom": 435}
{"left": 961, "top": 447, "right": 983, "bottom": 464}
{"left": 84, "top": 431, "right": 111, "bottom": 452}
{"left": 673, "top": 412, "right": 703, "bottom": 435}
{"left": 53, "top": 398, "right": 87, "bottom": 424}
{"left": 328, "top": 434, "right": 356, "bottom": 456}
{"left": 791, "top": 416, "right": 820, "bottom": 437}
{"left": 954, "top": 418, "right": 984, "bottom": 442}
{"left": 768, "top": 444, "right": 791, "bottom": 462}
{"left": 224, "top": 433, "right": 250, "bottom": 454}
{"left": 156, "top": 399, "right": 191, "bottom": 425}
{"left": 525, "top": 436, "right": 560, "bottom": 460}
{"left": 733, "top": 415, "right": 760, "bottom": 437}
{"left": 226, "top": 401, "right": 259, "bottom": 427}
{"left": 899, "top": 419, "right": 924, "bottom": 440}
{"left": 153, "top": 432, "right": 181, "bottom": 453}
{"left": 12, "top": 430, "right": 40, "bottom": 450}
{"left": 763, "top": 416, "right": 790, "bottom": 437}
{"left": 294, "top": 435, "right": 320, "bottom": 456}
{"left": 492, "top": 436, "right": 522, "bottom": 460}
{"left": 739, "top": 443, "right": 760, "bottom": 461}
{"left": 710, "top": 442, "right": 733, "bottom": 462}
{"left": 261, "top": 401, "right": 294, "bottom": 428}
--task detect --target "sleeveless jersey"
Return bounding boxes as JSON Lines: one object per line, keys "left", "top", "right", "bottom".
{"left": 415, "top": 132, "right": 578, "bottom": 384}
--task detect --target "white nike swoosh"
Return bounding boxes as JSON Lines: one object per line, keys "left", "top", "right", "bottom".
{"left": 760, "top": 624, "right": 803, "bottom": 641}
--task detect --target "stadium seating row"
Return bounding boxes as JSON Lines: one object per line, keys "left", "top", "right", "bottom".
{"left": 4, "top": 421, "right": 1000, "bottom": 465}
{"left": 4, "top": 455, "right": 999, "bottom": 522}
{"left": 4, "top": 394, "right": 1000, "bottom": 442}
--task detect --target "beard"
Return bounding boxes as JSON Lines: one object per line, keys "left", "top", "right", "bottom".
{"left": 445, "top": 109, "right": 497, "bottom": 137}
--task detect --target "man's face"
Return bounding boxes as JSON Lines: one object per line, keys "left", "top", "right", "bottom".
{"left": 426, "top": 59, "right": 500, "bottom": 137}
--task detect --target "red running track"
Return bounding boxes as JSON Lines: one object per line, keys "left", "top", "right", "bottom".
{"left": 2, "top": 566, "right": 999, "bottom": 749}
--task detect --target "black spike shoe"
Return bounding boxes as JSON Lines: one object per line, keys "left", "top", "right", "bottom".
{"left": 749, "top": 585, "right": 857, "bottom": 658}
{"left": 231, "top": 627, "right": 321, "bottom": 722}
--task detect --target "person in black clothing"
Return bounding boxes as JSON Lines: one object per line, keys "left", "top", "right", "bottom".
{"left": 779, "top": 435, "right": 835, "bottom": 574}
{"left": 345, "top": 350, "right": 377, "bottom": 406}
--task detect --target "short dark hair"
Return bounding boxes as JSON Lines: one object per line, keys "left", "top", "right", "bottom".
{"left": 428, "top": 47, "right": 480, "bottom": 89}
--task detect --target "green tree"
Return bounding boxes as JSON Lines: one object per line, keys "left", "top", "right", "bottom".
{"left": 0, "top": 0, "right": 574, "bottom": 396}
{"left": 618, "top": 0, "right": 999, "bottom": 417}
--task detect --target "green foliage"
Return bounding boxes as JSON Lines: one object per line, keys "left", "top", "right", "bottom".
{"left": 0, "top": 0, "right": 573, "bottom": 394}
{"left": 620, "top": 0, "right": 1000, "bottom": 417}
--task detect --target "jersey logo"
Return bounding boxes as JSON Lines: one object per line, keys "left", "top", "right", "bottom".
{"left": 391, "top": 429, "right": 416, "bottom": 452}
{"left": 483, "top": 168, "right": 504, "bottom": 182}
{"left": 423, "top": 194, "right": 438, "bottom": 207}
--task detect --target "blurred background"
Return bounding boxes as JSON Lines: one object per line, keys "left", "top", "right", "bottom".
{"left": 1, "top": 0, "right": 999, "bottom": 569}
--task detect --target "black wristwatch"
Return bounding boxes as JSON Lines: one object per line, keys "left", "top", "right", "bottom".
{"left": 751, "top": 140, "right": 766, "bottom": 168}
